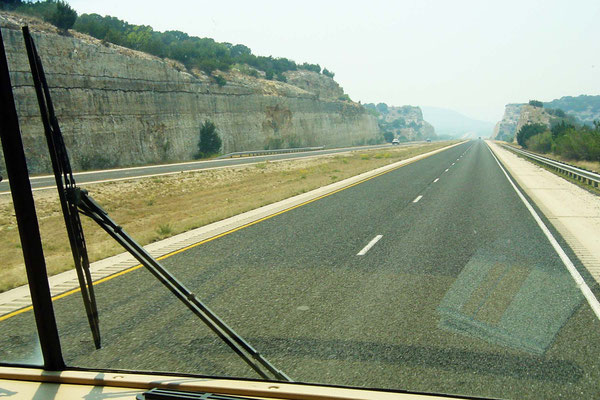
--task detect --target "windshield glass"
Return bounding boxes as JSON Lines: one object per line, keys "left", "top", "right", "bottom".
{"left": 1, "top": 1, "right": 599, "bottom": 399}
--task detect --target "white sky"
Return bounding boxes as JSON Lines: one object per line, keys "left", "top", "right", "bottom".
{"left": 68, "top": 0, "right": 600, "bottom": 123}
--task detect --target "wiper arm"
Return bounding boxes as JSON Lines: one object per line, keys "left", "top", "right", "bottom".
{"left": 22, "top": 26, "right": 290, "bottom": 382}
{"left": 23, "top": 26, "right": 101, "bottom": 349}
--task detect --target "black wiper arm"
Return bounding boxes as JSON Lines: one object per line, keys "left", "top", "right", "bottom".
{"left": 76, "top": 188, "right": 290, "bottom": 381}
{"left": 22, "top": 26, "right": 290, "bottom": 382}
{"left": 22, "top": 26, "right": 101, "bottom": 350}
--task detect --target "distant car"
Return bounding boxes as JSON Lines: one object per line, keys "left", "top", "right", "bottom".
{"left": 392, "top": 138, "right": 400, "bottom": 145}
{"left": 426, "top": 138, "right": 431, "bottom": 143}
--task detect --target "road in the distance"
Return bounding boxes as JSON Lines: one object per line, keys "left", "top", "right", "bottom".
{"left": 0, "top": 142, "right": 421, "bottom": 193}
{"left": 1, "top": 140, "right": 599, "bottom": 400}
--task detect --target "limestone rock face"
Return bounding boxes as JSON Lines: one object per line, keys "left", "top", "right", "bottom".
{"left": 283, "top": 70, "right": 344, "bottom": 100}
{"left": 380, "top": 105, "right": 436, "bottom": 141}
{"left": 0, "top": 25, "right": 378, "bottom": 173}
{"left": 492, "top": 104, "right": 524, "bottom": 141}
{"left": 514, "top": 105, "right": 552, "bottom": 136}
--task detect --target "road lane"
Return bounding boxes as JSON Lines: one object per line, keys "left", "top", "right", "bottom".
{"left": 0, "top": 142, "right": 418, "bottom": 193}
{"left": 1, "top": 140, "right": 599, "bottom": 400}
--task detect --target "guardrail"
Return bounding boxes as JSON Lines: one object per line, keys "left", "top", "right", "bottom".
{"left": 501, "top": 144, "right": 599, "bottom": 188}
{"left": 216, "top": 146, "right": 325, "bottom": 159}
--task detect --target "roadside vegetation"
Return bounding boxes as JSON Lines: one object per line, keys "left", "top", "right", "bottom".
{"left": 0, "top": 142, "right": 455, "bottom": 292}
{"left": 516, "top": 120, "right": 600, "bottom": 164}
{"left": 195, "top": 120, "right": 222, "bottom": 159}
{"left": 1, "top": 0, "right": 335, "bottom": 81}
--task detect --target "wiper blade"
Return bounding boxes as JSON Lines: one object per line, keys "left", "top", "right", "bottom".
{"left": 23, "top": 26, "right": 101, "bottom": 349}
{"left": 22, "top": 26, "right": 290, "bottom": 382}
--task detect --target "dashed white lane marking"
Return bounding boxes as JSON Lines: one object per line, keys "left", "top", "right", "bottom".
{"left": 452, "top": 163, "right": 455, "bottom": 166}
{"left": 357, "top": 235, "right": 383, "bottom": 256}
{"left": 433, "top": 178, "right": 439, "bottom": 183}
{"left": 413, "top": 195, "right": 423, "bottom": 203}
{"left": 487, "top": 145, "right": 600, "bottom": 321}
{"left": 444, "top": 168, "right": 449, "bottom": 172}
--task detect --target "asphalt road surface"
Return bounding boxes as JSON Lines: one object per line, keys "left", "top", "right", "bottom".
{"left": 1, "top": 140, "right": 599, "bottom": 400}
{"left": 0, "top": 142, "right": 410, "bottom": 194}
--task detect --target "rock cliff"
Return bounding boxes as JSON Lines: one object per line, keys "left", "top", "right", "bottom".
{"left": 492, "top": 103, "right": 524, "bottom": 141}
{"left": 365, "top": 103, "right": 436, "bottom": 141}
{"left": 0, "top": 16, "right": 378, "bottom": 173}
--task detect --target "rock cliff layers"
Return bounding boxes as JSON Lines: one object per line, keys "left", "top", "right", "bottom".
{"left": 1, "top": 26, "right": 378, "bottom": 173}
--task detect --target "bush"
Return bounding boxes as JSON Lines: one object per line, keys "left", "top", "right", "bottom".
{"left": 338, "top": 94, "right": 351, "bottom": 102}
{"left": 196, "top": 120, "right": 222, "bottom": 158}
{"left": 516, "top": 123, "right": 547, "bottom": 147}
{"left": 383, "top": 131, "right": 394, "bottom": 143}
{"left": 48, "top": 0, "right": 77, "bottom": 30}
{"left": 214, "top": 75, "right": 226, "bottom": 86}
{"left": 526, "top": 131, "right": 552, "bottom": 153}
{"left": 528, "top": 100, "right": 544, "bottom": 108}
{"left": 275, "top": 72, "right": 287, "bottom": 82}
{"left": 322, "top": 68, "right": 335, "bottom": 78}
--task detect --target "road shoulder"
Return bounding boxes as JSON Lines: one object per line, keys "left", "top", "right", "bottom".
{"left": 488, "top": 141, "right": 600, "bottom": 285}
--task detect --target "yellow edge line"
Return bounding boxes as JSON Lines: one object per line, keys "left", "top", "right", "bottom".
{"left": 0, "top": 144, "right": 456, "bottom": 322}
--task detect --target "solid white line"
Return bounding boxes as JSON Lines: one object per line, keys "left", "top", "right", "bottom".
{"left": 433, "top": 178, "right": 439, "bottom": 183}
{"left": 413, "top": 195, "right": 423, "bottom": 203}
{"left": 487, "top": 145, "right": 600, "bottom": 321}
{"left": 357, "top": 235, "right": 383, "bottom": 256}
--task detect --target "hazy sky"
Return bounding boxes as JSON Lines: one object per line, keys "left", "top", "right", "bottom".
{"left": 68, "top": 0, "right": 600, "bottom": 123}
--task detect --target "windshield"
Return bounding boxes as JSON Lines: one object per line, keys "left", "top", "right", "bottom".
{"left": 1, "top": 1, "right": 600, "bottom": 399}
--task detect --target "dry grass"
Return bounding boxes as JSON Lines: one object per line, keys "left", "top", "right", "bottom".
{"left": 0, "top": 142, "right": 456, "bottom": 292}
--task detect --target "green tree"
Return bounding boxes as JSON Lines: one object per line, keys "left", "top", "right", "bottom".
{"left": 196, "top": 120, "right": 222, "bottom": 158}
{"left": 48, "top": 0, "right": 77, "bottom": 31}
{"left": 383, "top": 131, "right": 394, "bottom": 143}
{"left": 322, "top": 68, "right": 335, "bottom": 78}
{"left": 376, "top": 102, "right": 389, "bottom": 114}
{"left": 516, "top": 123, "right": 547, "bottom": 147}
{"left": 214, "top": 75, "right": 226, "bottom": 86}
{"left": 528, "top": 100, "right": 544, "bottom": 108}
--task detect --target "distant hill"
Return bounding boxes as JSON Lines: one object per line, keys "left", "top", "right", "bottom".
{"left": 543, "top": 95, "right": 600, "bottom": 126}
{"left": 421, "top": 107, "right": 494, "bottom": 139}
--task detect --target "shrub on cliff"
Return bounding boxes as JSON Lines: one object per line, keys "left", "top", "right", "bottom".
{"left": 196, "top": 120, "right": 222, "bottom": 158}
{"left": 47, "top": 0, "right": 77, "bottom": 31}
{"left": 322, "top": 68, "right": 335, "bottom": 78}
{"left": 214, "top": 75, "right": 226, "bottom": 87}
{"left": 528, "top": 100, "right": 544, "bottom": 108}
{"left": 13, "top": 0, "right": 77, "bottom": 31}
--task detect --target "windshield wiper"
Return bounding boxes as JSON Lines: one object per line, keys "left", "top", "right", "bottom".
{"left": 22, "top": 26, "right": 290, "bottom": 382}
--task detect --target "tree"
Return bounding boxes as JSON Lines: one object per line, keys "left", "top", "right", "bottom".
{"left": 48, "top": 0, "right": 77, "bottom": 31}
{"left": 528, "top": 100, "right": 544, "bottom": 108}
{"left": 196, "top": 120, "right": 222, "bottom": 158}
{"left": 214, "top": 75, "right": 226, "bottom": 87}
{"left": 383, "top": 131, "right": 394, "bottom": 143}
{"left": 322, "top": 68, "right": 335, "bottom": 78}
{"left": 376, "top": 102, "right": 389, "bottom": 114}
{"left": 516, "top": 123, "right": 547, "bottom": 147}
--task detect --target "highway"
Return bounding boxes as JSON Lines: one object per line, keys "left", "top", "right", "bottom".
{"left": 0, "top": 142, "right": 406, "bottom": 194}
{"left": 1, "top": 140, "right": 599, "bottom": 399}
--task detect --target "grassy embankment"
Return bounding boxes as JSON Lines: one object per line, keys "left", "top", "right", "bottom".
{"left": 0, "top": 141, "right": 456, "bottom": 292}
